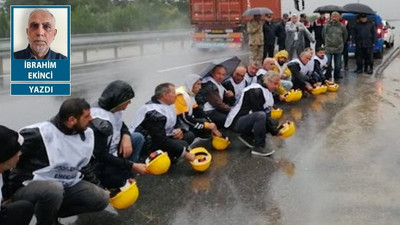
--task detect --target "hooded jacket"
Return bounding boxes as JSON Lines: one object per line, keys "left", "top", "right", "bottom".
{"left": 273, "top": 50, "right": 292, "bottom": 78}
{"left": 175, "top": 74, "right": 213, "bottom": 131}
{"left": 85, "top": 80, "right": 135, "bottom": 187}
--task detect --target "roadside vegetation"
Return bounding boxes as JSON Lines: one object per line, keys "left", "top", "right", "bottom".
{"left": 0, "top": 0, "right": 190, "bottom": 37}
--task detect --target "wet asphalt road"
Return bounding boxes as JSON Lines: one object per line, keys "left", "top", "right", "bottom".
{"left": 1, "top": 23, "right": 399, "bottom": 225}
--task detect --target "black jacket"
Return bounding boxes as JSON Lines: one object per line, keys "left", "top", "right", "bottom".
{"left": 263, "top": 21, "right": 276, "bottom": 45}
{"left": 8, "top": 115, "right": 93, "bottom": 196}
{"left": 352, "top": 21, "right": 377, "bottom": 48}
{"left": 229, "top": 84, "right": 279, "bottom": 135}
{"left": 83, "top": 80, "right": 135, "bottom": 187}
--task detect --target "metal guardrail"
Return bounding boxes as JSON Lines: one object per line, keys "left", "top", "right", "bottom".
{"left": 0, "top": 29, "right": 193, "bottom": 74}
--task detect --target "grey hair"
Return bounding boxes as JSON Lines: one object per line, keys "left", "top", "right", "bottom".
{"left": 262, "top": 71, "right": 281, "bottom": 84}
{"left": 155, "top": 82, "right": 174, "bottom": 100}
{"left": 29, "top": 9, "right": 56, "bottom": 26}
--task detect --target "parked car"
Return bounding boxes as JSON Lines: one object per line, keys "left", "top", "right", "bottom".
{"left": 382, "top": 20, "right": 395, "bottom": 48}
{"left": 342, "top": 13, "right": 384, "bottom": 59}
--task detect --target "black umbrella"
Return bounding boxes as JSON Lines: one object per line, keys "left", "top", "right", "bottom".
{"left": 313, "top": 5, "right": 345, "bottom": 13}
{"left": 199, "top": 56, "right": 241, "bottom": 78}
{"left": 343, "top": 3, "right": 376, "bottom": 15}
{"left": 242, "top": 7, "right": 273, "bottom": 17}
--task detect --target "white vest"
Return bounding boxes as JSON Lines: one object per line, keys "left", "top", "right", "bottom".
{"left": 131, "top": 102, "right": 177, "bottom": 136}
{"left": 202, "top": 76, "right": 226, "bottom": 112}
{"left": 313, "top": 55, "right": 328, "bottom": 71}
{"left": 226, "top": 77, "right": 247, "bottom": 105}
{"left": 290, "top": 58, "right": 311, "bottom": 76}
{"left": 225, "top": 83, "right": 274, "bottom": 128}
{"left": 24, "top": 122, "right": 94, "bottom": 187}
{"left": 245, "top": 73, "right": 257, "bottom": 86}
{"left": 91, "top": 107, "right": 123, "bottom": 157}
{"left": 306, "top": 58, "right": 315, "bottom": 75}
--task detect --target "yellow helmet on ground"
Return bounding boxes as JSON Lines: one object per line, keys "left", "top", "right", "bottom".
{"left": 311, "top": 87, "right": 322, "bottom": 95}
{"left": 189, "top": 147, "right": 212, "bottom": 172}
{"left": 212, "top": 136, "right": 230, "bottom": 151}
{"left": 292, "top": 89, "right": 303, "bottom": 101}
{"left": 319, "top": 85, "right": 328, "bottom": 93}
{"left": 278, "top": 121, "right": 296, "bottom": 138}
{"left": 145, "top": 150, "right": 171, "bottom": 175}
{"left": 109, "top": 181, "right": 139, "bottom": 210}
{"left": 327, "top": 83, "right": 339, "bottom": 92}
{"left": 270, "top": 108, "right": 283, "bottom": 120}
{"left": 283, "top": 90, "right": 297, "bottom": 102}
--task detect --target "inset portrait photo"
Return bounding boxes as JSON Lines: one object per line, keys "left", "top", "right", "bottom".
{"left": 12, "top": 7, "right": 69, "bottom": 60}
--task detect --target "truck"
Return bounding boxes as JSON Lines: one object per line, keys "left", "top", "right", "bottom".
{"left": 190, "top": 0, "right": 281, "bottom": 50}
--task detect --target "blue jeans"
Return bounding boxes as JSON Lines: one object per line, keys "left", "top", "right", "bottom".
{"left": 326, "top": 53, "right": 342, "bottom": 80}
{"left": 129, "top": 132, "right": 145, "bottom": 163}
{"left": 12, "top": 180, "right": 109, "bottom": 225}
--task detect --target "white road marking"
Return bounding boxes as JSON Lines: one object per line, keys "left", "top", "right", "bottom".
{"left": 157, "top": 53, "right": 248, "bottom": 73}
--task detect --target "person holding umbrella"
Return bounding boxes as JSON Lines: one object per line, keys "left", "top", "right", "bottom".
{"left": 247, "top": 14, "right": 264, "bottom": 65}
{"left": 196, "top": 65, "right": 233, "bottom": 128}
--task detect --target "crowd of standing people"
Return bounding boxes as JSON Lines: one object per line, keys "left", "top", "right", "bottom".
{"left": 247, "top": 11, "right": 377, "bottom": 79}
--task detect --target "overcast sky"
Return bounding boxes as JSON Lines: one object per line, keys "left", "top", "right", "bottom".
{"left": 281, "top": 0, "right": 397, "bottom": 20}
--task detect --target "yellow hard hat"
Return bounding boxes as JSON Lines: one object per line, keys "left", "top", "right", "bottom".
{"left": 278, "top": 121, "right": 296, "bottom": 138}
{"left": 283, "top": 90, "right": 296, "bottom": 102}
{"left": 212, "top": 136, "right": 230, "bottom": 151}
{"left": 327, "top": 83, "right": 339, "bottom": 92}
{"left": 319, "top": 85, "right": 328, "bottom": 94}
{"left": 189, "top": 147, "right": 212, "bottom": 172}
{"left": 292, "top": 89, "right": 303, "bottom": 101}
{"left": 270, "top": 108, "right": 283, "bottom": 120}
{"left": 145, "top": 150, "right": 171, "bottom": 175}
{"left": 109, "top": 181, "right": 139, "bottom": 210}
{"left": 311, "top": 87, "right": 322, "bottom": 95}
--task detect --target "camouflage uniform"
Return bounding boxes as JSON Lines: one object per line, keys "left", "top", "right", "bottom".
{"left": 247, "top": 19, "right": 264, "bottom": 65}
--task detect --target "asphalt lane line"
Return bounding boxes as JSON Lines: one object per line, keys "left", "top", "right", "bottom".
{"left": 157, "top": 53, "right": 248, "bottom": 73}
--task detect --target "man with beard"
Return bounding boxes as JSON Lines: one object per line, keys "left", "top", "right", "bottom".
{"left": 8, "top": 98, "right": 109, "bottom": 225}
{"left": 273, "top": 50, "right": 293, "bottom": 92}
{"left": 14, "top": 9, "right": 67, "bottom": 59}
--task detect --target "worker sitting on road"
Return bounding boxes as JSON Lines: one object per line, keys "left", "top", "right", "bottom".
{"left": 195, "top": 65, "right": 233, "bottom": 128}
{"left": 224, "top": 71, "right": 282, "bottom": 157}
{"left": 84, "top": 80, "right": 148, "bottom": 190}
{"left": 131, "top": 83, "right": 195, "bottom": 164}
{"left": 175, "top": 74, "right": 222, "bottom": 139}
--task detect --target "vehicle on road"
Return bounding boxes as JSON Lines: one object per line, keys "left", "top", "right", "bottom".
{"left": 382, "top": 20, "right": 395, "bottom": 48}
{"left": 190, "top": 0, "right": 281, "bottom": 50}
{"left": 342, "top": 13, "right": 384, "bottom": 59}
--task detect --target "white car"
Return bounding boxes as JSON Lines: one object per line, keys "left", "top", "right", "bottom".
{"left": 382, "top": 20, "right": 395, "bottom": 48}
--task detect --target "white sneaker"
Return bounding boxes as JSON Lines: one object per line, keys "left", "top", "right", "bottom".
{"left": 251, "top": 147, "right": 275, "bottom": 157}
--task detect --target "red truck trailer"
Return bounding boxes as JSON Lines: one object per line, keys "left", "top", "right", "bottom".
{"left": 190, "top": 0, "right": 281, "bottom": 49}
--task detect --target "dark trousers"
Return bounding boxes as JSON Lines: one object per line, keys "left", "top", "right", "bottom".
{"left": 233, "top": 112, "right": 266, "bottom": 147}
{"left": 342, "top": 44, "right": 349, "bottom": 68}
{"left": 205, "top": 110, "right": 227, "bottom": 129}
{"left": 0, "top": 200, "right": 34, "bottom": 225}
{"left": 355, "top": 47, "right": 373, "bottom": 70}
{"left": 278, "top": 38, "right": 286, "bottom": 51}
{"left": 315, "top": 38, "right": 323, "bottom": 51}
{"left": 12, "top": 180, "right": 109, "bottom": 225}
{"left": 263, "top": 44, "right": 275, "bottom": 59}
